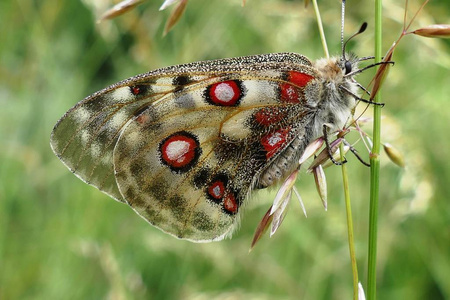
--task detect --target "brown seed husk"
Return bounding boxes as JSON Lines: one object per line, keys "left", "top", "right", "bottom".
{"left": 413, "top": 24, "right": 450, "bottom": 38}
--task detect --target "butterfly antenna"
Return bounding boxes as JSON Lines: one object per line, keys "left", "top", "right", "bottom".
{"left": 341, "top": 0, "right": 346, "bottom": 59}
{"left": 342, "top": 22, "right": 368, "bottom": 59}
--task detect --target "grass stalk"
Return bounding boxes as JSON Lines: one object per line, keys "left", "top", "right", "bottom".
{"left": 367, "top": 0, "right": 383, "bottom": 299}
{"left": 311, "top": 0, "right": 329, "bottom": 59}
{"left": 340, "top": 143, "right": 359, "bottom": 299}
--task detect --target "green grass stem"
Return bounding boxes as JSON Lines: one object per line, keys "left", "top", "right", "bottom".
{"left": 367, "top": 0, "right": 383, "bottom": 299}
{"left": 311, "top": 0, "right": 329, "bottom": 59}
{"left": 340, "top": 143, "right": 359, "bottom": 300}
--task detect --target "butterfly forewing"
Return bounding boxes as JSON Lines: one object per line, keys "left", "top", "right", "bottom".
{"left": 51, "top": 53, "right": 324, "bottom": 241}
{"left": 50, "top": 83, "right": 158, "bottom": 202}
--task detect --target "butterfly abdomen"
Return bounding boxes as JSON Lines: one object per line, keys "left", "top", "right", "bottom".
{"left": 256, "top": 128, "right": 311, "bottom": 188}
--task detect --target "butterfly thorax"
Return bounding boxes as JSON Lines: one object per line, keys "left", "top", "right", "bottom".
{"left": 310, "top": 55, "right": 358, "bottom": 137}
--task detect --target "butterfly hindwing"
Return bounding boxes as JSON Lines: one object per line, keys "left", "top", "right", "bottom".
{"left": 51, "top": 53, "right": 320, "bottom": 241}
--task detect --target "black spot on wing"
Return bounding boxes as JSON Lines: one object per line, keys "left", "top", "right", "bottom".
{"left": 173, "top": 75, "right": 192, "bottom": 92}
{"left": 192, "top": 211, "right": 215, "bottom": 232}
{"left": 193, "top": 167, "right": 211, "bottom": 189}
{"left": 168, "top": 195, "right": 188, "bottom": 219}
{"left": 130, "top": 84, "right": 152, "bottom": 97}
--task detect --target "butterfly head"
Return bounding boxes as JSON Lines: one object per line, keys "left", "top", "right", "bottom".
{"left": 313, "top": 53, "right": 359, "bottom": 83}
{"left": 308, "top": 53, "right": 361, "bottom": 137}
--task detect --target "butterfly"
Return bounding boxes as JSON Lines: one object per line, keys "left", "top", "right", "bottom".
{"left": 50, "top": 47, "right": 373, "bottom": 242}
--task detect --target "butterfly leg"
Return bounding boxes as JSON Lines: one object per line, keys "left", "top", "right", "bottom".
{"left": 342, "top": 140, "right": 371, "bottom": 167}
{"left": 323, "top": 125, "right": 347, "bottom": 166}
{"left": 339, "top": 85, "right": 385, "bottom": 107}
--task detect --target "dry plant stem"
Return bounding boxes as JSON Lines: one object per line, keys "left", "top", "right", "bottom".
{"left": 311, "top": 0, "right": 329, "bottom": 59}
{"left": 367, "top": 0, "right": 383, "bottom": 299}
{"left": 340, "top": 143, "right": 359, "bottom": 300}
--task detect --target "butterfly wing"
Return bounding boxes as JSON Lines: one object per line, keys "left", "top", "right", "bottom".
{"left": 51, "top": 53, "right": 320, "bottom": 241}
{"left": 50, "top": 80, "right": 159, "bottom": 202}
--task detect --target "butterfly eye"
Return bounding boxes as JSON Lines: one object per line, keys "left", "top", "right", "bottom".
{"left": 344, "top": 61, "right": 352, "bottom": 75}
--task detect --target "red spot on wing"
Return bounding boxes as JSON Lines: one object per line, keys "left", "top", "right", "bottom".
{"left": 280, "top": 71, "right": 314, "bottom": 103}
{"left": 206, "top": 175, "right": 239, "bottom": 214}
{"left": 254, "top": 107, "right": 285, "bottom": 126}
{"left": 131, "top": 86, "right": 142, "bottom": 95}
{"left": 280, "top": 83, "right": 300, "bottom": 103}
{"left": 208, "top": 180, "right": 225, "bottom": 200}
{"left": 261, "top": 128, "right": 290, "bottom": 159}
{"left": 223, "top": 192, "right": 238, "bottom": 214}
{"left": 136, "top": 113, "right": 150, "bottom": 124}
{"left": 130, "top": 85, "right": 149, "bottom": 96}
{"left": 160, "top": 132, "right": 200, "bottom": 171}
{"left": 289, "top": 71, "right": 314, "bottom": 87}
{"left": 208, "top": 80, "right": 242, "bottom": 106}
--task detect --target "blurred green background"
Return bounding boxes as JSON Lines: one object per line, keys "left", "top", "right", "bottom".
{"left": 1, "top": 0, "right": 449, "bottom": 299}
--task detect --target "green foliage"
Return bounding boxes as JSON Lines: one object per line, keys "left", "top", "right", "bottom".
{"left": 1, "top": 0, "right": 449, "bottom": 299}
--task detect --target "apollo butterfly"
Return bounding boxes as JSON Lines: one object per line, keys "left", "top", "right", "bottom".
{"left": 50, "top": 47, "right": 373, "bottom": 242}
{"left": 50, "top": 2, "right": 377, "bottom": 242}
